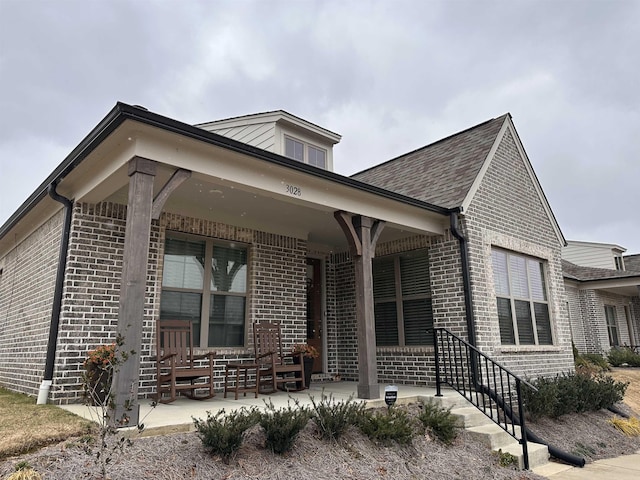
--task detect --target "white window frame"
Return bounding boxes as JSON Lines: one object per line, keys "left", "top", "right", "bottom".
{"left": 605, "top": 305, "right": 619, "bottom": 347}
{"left": 284, "top": 135, "right": 327, "bottom": 169}
{"left": 492, "top": 248, "right": 553, "bottom": 346}
{"left": 160, "top": 232, "right": 249, "bottom": 348}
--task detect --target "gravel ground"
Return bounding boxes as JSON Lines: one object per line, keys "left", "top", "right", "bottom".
{"left": 1, "top": 422, "right": 544, "bottom": 480}
{"left": 3, "top": 402, "right": 639, "bottom": 480}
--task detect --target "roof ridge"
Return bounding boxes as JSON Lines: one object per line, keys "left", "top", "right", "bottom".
{"left": 351, "top": 113, "right": 509, "bottom": 177}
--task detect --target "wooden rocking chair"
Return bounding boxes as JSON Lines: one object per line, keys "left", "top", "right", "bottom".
{"left": 253, "top": 321, "right": 305, "bottom": 393}
{"left": 156, "top": 320, "right": 216, "bottom": 403}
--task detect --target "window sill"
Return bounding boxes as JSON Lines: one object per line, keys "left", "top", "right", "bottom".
{"left": 498, "top": 345, "right": 562, "bottom": 354}
{"left": 376, "top": 346, "right": 435, "bottom": 354}
{"left": 195, "top": 347, "right": 252, "bottom": 356}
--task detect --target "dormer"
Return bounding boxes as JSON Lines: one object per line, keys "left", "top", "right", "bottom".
{"left": 196, "top": 110, "right": 341, "bottom": 171}
{"left": 563, "top": 240, "right": 627, "bottom": 270}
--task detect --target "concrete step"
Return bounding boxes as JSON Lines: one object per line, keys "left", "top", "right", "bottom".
{"left": 451, "top": 406, "right": 498, "bottom": 428}
{"left": 499, "top": 441, "right": 549, "bottom": 470}
{"left": 466, "top": 422, "right": 522, "bottom": 449}
{"left": 419, "top": 389, "right": 551, "bottom": 471}
{"left": 428, "top": 393, "right": 473, "bottom": 409}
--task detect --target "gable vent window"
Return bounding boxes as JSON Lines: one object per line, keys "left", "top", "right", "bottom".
{"left": 373, "top": 250, "right": 432, "bottom": 347}
{"left": 491, "top": 248, "right": 553, "bottom": 346}
{"left": 285, "top": 136, "right": 326, "bottom": 169}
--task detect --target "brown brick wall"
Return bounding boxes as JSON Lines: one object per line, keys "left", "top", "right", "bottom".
{"left": 0, "top": 210, "right": 63, "bottom": 397}
{"left": 46, "top": 204, "right": 310, "bottom": 403}
{"left": 463, "top": 127, "right": 574, "bottom": 378}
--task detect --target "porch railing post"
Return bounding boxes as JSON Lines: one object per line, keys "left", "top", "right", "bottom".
{"left": 434, "top": 328, "right": 442, "bottom": 397}
{"left": 516, "top": 378, "right": 530, "bottom": 470}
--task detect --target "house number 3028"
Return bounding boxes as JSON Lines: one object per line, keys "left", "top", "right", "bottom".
{"left": 286, "top": 184, "right": 302, "bottom": 197}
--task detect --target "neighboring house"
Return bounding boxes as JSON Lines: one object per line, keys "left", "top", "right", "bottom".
{"left": 562, "top": 241, "right": 640, "bottom": 353}
{"left": 0, "top": 103, "right": 575, "bottom": 425}
{"left": 624, "top": 254, "right": 640, "bottom": 273}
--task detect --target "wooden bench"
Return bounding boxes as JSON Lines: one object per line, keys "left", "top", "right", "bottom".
{"left": 156, "top": 320, "right": 216, "bottom": 404}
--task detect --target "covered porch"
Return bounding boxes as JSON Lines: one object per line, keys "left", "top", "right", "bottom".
{"left": 61, "top": 381, "right": 458, "bottom": 434}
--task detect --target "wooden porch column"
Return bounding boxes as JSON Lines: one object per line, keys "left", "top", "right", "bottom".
{"left": 111, "top": 157, "right": 156, "bottom": 427}
{"left": 334, "top": 211, "right": 385, "bottom": 399}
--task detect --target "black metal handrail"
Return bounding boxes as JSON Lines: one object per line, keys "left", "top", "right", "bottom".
{"left": 433, "top": 327, "right": 537, "bottom": 470}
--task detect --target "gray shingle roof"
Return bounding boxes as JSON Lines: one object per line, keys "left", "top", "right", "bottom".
{"left": 624, "top": 254, "right": 640, "bottom": 273}
{"left": 562, "top": 259, "right": 640, "bottom": 282}
{"left": 351, "top": 114, "right": 508, "bottom": 208}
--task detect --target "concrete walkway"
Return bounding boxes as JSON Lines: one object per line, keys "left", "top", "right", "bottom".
{"left": 534, "top": 452, "right": 640, "bottom": 479}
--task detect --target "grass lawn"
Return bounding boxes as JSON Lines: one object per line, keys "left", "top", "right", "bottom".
{"left": 0, "top": 388, "right": 94, "bottom": 460}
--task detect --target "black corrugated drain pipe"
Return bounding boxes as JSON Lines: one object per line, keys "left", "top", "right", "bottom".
{"left": 37, "top": 181, "right": 73, "bottom": 404}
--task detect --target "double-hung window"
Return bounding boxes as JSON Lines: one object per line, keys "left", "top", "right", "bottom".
{"left": 604, "top": 305, "right": 619, "bottom": 347}
{"left": 160, "top": 235, "right": 248, "bottom": 348}
{"left": 491, "top": 248, "right": 552, "bottom": 345}
{"left": 285, "top": 136, "right": 327, "bottom": 169}
{"left": 372, "top": 250, "right": 433, "bottom": 346}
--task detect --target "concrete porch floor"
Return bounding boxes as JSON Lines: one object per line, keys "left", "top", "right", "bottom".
{"left": 60, "top": 381, "right": 444, "bottom": 434}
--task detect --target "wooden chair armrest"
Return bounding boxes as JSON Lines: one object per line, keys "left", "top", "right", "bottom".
{"left": 159, "top": 352, "right": 177, "bottom": 362}
{"left": 256, "top": 351, "right": 275, "bottom": 360}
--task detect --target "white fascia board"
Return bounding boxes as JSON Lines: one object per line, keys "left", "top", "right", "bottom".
{"left": 197, "top": 110, "right": 341, "bottom": 145}
{"left": 577, "top": 277, "right": 640, "bottom": 290}
{"left": 131, "top": 126, "right": 445, "bottom": 236}
{"left": 459, "top": 118, "right": 508, "bottom": 215}
{"left": 566, "top": 239, "right": 627, "bottom": 253}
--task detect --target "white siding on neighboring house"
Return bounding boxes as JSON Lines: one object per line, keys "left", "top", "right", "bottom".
{"left": 563, "top": 241, "right": 625, "bottom": 270}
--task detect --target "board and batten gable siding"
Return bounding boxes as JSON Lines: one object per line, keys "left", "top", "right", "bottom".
{"left": 0, "top": 210, "right": 64, "bottom": 397}
{"left": 563, "top": 243, "right": 619, "bottom": 270}
{"left": 201, "top": 121, "right": 276, "bottom": 153}
{"left": 462, "top": 126, "right": 574, "bottom": 378}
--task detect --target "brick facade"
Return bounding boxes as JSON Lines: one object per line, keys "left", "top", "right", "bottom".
{"left": 0, "top": 115, "right": 584, "bottom": 403}
{"left": 462, "top": 128, "right": 575, "bottom": 379}
{"left": 43, "top": 203, "right": 310, "bottom": 403}
{"left": 0, "top": 210, "right": 63, "bottom": 397}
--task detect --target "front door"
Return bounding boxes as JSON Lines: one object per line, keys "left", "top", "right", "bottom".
{"left": 306, "top": 258, "right": 323, "bottom": 373}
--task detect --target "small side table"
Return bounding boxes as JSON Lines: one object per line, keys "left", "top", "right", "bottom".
{"left": 224, "top": 363, "right": 259, "bottom": 400}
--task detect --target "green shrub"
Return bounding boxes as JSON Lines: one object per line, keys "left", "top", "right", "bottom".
{"left": 358, "top": 407, "right": 414, "bottom": 445}
{"left": 309, "top": 392, "right": 366, "bottom": 441}
{"left": 416, "top": 399, "right": 459, "bottom": 445}
{"left": 523, "top": 373, "right": 628, "bottom": 419}
{"left": 193, "top": 407, "right": 260, "bottom": 462}
{"left": 260, "top": 399, "right": 311, "bottom": 454}
{"left": 576, "top": 352, "right": 610, "bottom": 372}
{"left": 608, "top": 347, "right": 640, "bottom": 367}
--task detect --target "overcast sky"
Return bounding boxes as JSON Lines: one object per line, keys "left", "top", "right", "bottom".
{"left": 1, "top": 0, "right": 638, "bottom": 254}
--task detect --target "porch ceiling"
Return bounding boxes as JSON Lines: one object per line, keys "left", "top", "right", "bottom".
{"left": 105, "top": 164, "right": 440, "bottom": 248}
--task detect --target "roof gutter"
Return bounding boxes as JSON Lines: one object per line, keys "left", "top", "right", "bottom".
{"left": 449, "top": 208, "right": 477, "bottom": 346}
{"left": 1, "top": 103, "right": 451, "bottom": 244}
{"left": 37, "top": 181, "right": 73, "bottom": 404}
